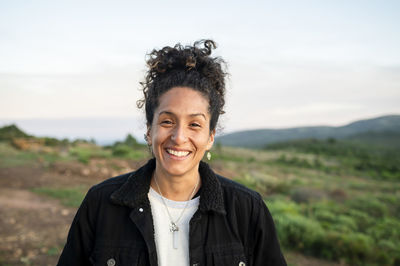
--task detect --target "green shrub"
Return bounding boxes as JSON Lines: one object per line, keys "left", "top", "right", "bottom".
{"left": 267, "top": 199, "right": 302, "bottom": 216}
{"left": 367, "top": 218, "right": 400, "bottom": 241}
{"left": 32, "top": 187, "right": 86, "bottom": 207}
{"left": 69, "top": 146, "right": 111, "bottom": 164}
{"left": 330, "top": 215, "right": 358, "bottom": 233}
{"left": 377, "top": 194, "right": 400, "bottom": 219}
{"left": 290, "top": 187, "right": 327, "bottom": 203}
{"left": 234, "top": 175, "right": 257, "bottom": 191}
{"left": 375, "top": 239, "right": 400, "bottom": 265}
{"left": 347, "top": 196, "right": 388, "bottom": 218}
{"left": 112, "top": 144, "right": 131, "bottom": 156}
{"left": 42, "top": 137, "right": 62, "bottom": 146}
{"left": 267, "top": 198, "right": 400, "bottom": 265}
{"left": 0, "top": 143, "right": 39, "bottom": 167}
{"left": 343, "top": 209, "right": 374, "bottom": 233}
{"left": 273, "top": 213, "right": 324, "bottom": 251}
{"left": 111, "top": 144, "right": 148, "bottom": 160}
{"left": 322, "top": 232, "right": 373, "bottom": 264}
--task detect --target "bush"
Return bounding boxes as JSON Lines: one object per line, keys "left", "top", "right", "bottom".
{"left": 375, "top": 239, "right": 400, "bottom": 265}
{"left": 69, "top": 145, "right": 111, "bottom": 164}
{"left": 112, "top": 144, "right": 131, "bottom": 157}
{"left": 111, "top": 144, "right": 148, "bottom": 160}
{"left": 273, "top": 213, "right": 324, "bottom": 251}
{"left": 32, "top": 187, "right": 86, "bottom": 207}
{"left": 42, "top": 137, "right": 62, "bottom": 146}
{"left": 366, "top": 218, "right": 400, "bottom": 241}
{"left": 343, "top": 209, "right": 374, "bottom": 233}
{"left": 321, "top": 232, "right": 373, "bottom": 264}
{"left": 290, "top": 187, "right": 327, "bottom": 203}
{"left": 267, "top": 199, "right": 302, "bottom": 216}
{"left": 346, "top": 196, "right": 388, "bottom": 218}
{"left": 267, "top": 198, "right": 400, "bottom": 265}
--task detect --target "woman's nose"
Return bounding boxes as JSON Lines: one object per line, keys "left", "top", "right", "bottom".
{"left": 171, "top": 125, "right": 187, "bottom": 144}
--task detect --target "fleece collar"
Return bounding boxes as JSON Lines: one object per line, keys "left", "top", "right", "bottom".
{"left": 110, "top": 158, "right": 226, "bottom": 214}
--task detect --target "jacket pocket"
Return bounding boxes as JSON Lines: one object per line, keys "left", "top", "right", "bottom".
{"left": 205, "top": 242, "right": 248, "bottom": 266}
{"left": 89, "top": 241, "right": 147, "bottom": 266}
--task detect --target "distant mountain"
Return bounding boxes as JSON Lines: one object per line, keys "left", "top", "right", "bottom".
{"left": 216, "top": 115, "right": 400, "bottom": 148}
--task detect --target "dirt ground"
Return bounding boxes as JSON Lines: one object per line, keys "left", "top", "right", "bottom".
{"left": 0, "top": 161, "right": 125, "bottom": 266}
{"left": 0, "top": 161, "right": 344, "bottom": 266}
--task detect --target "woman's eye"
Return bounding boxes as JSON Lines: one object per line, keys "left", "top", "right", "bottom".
{"left": 161, "top": 120, "right": 173, "bottom": 125}
{"left": 190, "top": 123, "right": 201, "bottom": 127}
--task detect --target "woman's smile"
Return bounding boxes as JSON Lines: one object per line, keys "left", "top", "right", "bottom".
{"left": 165, "top": 148, "right": 191, "bottom": 158}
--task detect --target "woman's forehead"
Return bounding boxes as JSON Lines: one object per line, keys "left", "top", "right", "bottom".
{"left": 156, "top": 87, "right": 210, "bottom": 114}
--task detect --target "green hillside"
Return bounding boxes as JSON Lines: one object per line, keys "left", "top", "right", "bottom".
{"left": 265, "top": 138, "right": 400, "bottom": 180}
{"left": 0, "top": 124, "right": 31, "bottom": 141}
{"left": 217, "top": 115, "right": 400, "bottom": 148}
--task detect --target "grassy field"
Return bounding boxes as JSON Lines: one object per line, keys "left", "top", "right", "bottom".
{"left": 211, "top": 145, "right": 400, "bottom": 266}
{"left": 0, "top": 136, "right": 399, "bottom": 265}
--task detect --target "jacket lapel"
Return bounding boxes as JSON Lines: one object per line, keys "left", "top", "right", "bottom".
{"left": 110, "top": 158, "right": 226, "bottom": 214}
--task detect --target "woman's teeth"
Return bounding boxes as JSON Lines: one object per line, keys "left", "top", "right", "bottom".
{"left": 167, "top": 149, "right": 189, "bottom": 157}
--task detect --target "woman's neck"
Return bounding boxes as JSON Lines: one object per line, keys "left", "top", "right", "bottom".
{"left": 150, "top": 167, "right": 201, "bottom": 201}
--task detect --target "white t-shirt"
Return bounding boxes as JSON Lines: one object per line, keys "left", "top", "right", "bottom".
{"left": 148, "top": 187, "right": 200, "bottom": 266}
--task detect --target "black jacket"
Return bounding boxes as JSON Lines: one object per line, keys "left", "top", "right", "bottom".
{"left": 57, "top": 159, "right": 287, "bottom": 266}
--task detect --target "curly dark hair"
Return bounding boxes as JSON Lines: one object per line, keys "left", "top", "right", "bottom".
{"left": 137, "top": 39, "right": 227, "bottom": 132}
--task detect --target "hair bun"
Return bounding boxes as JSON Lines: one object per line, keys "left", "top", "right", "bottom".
{"left": 138, "top": 39, "right": 227, "bottom": 131}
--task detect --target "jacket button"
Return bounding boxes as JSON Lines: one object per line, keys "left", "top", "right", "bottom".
{"left": 192, "top": 263, "right": 199, "bottom": 266}
{"left": 239, "top": 262, "right": 245, "bottom": 266}
{"left": 139, "top": 208, "right": 144, "bottom": 212}
{"left": 107, "top": 258, "right": 116, "bottom": 266}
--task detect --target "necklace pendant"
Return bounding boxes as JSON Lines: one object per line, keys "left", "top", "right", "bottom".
{"left": 171, "top": 222, "right": 179, "bottom": 249}
{"left": 170, "top": 222, "right": 179, "bottom": 232}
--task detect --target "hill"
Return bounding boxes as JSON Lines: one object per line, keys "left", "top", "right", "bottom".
{"left": 216, "top": 115, "right": 400, "bottom": 148}
{"left": 0, "top": 124, "right": 31, "bottom": 141}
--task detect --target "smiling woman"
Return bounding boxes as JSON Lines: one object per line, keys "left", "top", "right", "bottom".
{"left": 147, "top": 87, "right": 214, "bottom": 184}
{"left": 57, "top": 40, "right": 287, "bottom": 266}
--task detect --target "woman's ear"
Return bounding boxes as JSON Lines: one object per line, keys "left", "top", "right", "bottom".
{"left": 206, "top": 129, "right": 216, "bottom": 150}
{"left": 146, "top": 126, "right": 152, "bottom": 146}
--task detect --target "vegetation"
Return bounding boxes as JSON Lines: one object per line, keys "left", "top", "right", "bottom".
{"left": 1, "top": 124, "right": 400, "bottom": 265}
{"left": 31, "top": 187, "right": 87, "bottom": 207}
{"left": 209, "top": 144, "right": 400, "bottom": 266}
{"left": 0, "top": 124, "right": 31, "bottom": 141}
{"left": 0, "top": 125, "right": 148, "bottom": 166}
{"left": 266, "top": 138, "right": 400, "bottom": 180}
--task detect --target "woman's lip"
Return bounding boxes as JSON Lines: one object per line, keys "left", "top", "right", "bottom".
{"left": 165, "top": 147, "right": 191, "bottom": 152}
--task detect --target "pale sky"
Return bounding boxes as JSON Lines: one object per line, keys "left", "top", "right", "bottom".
{"left": 1, "top": 0, "right": 399, "bottom": 143}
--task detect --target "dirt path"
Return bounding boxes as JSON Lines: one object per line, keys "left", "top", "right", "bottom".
{"left": 0, "top": 189, "right": 74, "bottom": 265}
{"left": 0, "top": 161, "right": 130, "bottom": 265}
{"left": 0, "top": 165, "right": 78, "bottom": 266}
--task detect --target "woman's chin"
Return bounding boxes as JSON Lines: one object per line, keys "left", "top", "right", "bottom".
{"left": 156, "top": 157, "right": 199, "bottom": 177}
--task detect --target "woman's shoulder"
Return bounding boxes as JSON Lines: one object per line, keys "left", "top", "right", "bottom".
{"left": 85, "top": 171, "right": 135, "bottom": 200}
{"left": 216, "top": 174, "right": 263, "bottom": 204}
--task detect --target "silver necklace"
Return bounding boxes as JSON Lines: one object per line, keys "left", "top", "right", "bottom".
{"left": 153, "top": 175, "right": 200, "bottom": 249}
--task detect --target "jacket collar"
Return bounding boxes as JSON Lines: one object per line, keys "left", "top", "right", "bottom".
{"left": 110, "top": 158, "right": 226, "bottom": 214}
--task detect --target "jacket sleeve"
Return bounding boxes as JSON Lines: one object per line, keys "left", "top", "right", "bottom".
{"left": 57, "top": 188, "right": 96, "bottom": 266}
{"left": 251, "top": 197, "right": 287, "bottom": 266}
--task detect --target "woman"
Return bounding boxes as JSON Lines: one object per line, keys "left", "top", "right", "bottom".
{"left": 57, "top": 40, "right": 287, "bottom": 266}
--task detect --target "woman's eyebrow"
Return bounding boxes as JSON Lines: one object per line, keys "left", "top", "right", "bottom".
{"left": 158, "top": 111, "right": 174, "bottom": 116}
{"left": 158, "top": 111, "right": 206, "bottom": 120}
{"left": 189, "top": 113, "right": 206, "bottom": 120}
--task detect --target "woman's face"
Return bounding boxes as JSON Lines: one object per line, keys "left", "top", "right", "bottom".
{"left": 147, "top": 86, "right": 215, "bottom": 178}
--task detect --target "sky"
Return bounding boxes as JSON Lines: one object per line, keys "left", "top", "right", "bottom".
{"left": 1, "top": 0, "right": 399, "bottom": 143}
